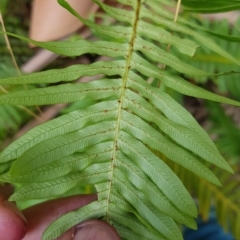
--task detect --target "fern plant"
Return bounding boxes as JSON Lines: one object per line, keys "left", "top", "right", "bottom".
{"left": 0, "top": 0, "right": 240, "bottom": 239}
{"left": 168, "top": 158, "right": 240, "bottom": 239}
{"left": 0, "top": 63, "right": 33, "bottom": 153}
{"left": 174, "top": 16, "right": 240, "bottom": 99}
{"left": 206, "top": 101, "right": 240, "bottom": 163}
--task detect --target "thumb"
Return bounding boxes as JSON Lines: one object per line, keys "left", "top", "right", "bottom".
{"left": 0, "top": 184, "right": 27, "bottom": 240}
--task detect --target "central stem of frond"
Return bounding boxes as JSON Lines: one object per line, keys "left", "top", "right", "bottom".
{"left": 105, "top": 0, "right": 141, "bottom": 222}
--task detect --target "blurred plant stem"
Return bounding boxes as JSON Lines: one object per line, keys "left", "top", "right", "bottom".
{"left": 0, "top": 11, "right": 44, "bottom": 119}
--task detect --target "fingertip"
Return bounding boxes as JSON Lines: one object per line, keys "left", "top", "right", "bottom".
{"left": 0, "top": 184, "right": 27, "bottom": 240}
{"left": 73, "top": 220, "right": 121, "bottom": 240}
{"left": 0, "top": 201, "right": 27, "bottom": 240}
{"left": 22, "top": 194, "right": 97, "bottom": 239}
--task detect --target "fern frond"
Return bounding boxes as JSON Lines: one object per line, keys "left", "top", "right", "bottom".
{"left": 206, "top": 101, "right": 240, "bottom": 162}
{"left": 0, "top": 0, "right": 239, "bottom": 239}
{"left": 170, "top": 161, "right": 240, "bottom": 239}
{"left": 0, "top": 65, "right": 31, "bottom": 152}
{"left": 175, "top": 17, "right": 240, "bottom": 100}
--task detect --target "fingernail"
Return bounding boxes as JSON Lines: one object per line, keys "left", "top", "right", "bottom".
{"left": 73, "top": 220, "right": 120, "bottom": 240}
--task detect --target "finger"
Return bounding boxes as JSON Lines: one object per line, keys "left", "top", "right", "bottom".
{"left": 30, "top": 0, "right": 97, "bottom": 42}
{"left": 72, "top": 220, "right": 121, "bottom": 240}
{"left": 55, "top": 220, "right": 121, "bottom": 240}
{"left": 56, "top": 219, "right": 121, "bottom": 240}
{"left": 22, "top": 194, "right": 96, "bottom": 240}
{"left": 0, "top": 184, "right": 27, "bottom": 240}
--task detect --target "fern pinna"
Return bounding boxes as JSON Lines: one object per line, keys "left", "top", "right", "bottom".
{"left": 0, "top": 0, "right": 240, "bottom": 239}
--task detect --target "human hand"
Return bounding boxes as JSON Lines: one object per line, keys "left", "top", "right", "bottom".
{"left": 0, "top": 184, "right": 120, "bottom": 240}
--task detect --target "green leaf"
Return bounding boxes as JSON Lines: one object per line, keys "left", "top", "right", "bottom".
{"left": 131, "top": 55, "right": 240, "bottom": 107}
{"left": 43, "top": 201, "right": 106, "bottom": 240}
{"left": 10, "top": 121, "right": 116, "bottom": 175}
{"left": 0, "top": 79, "right": 121, "bottom": 105}
{"left": 0, "top": 61, "right": 125, "bottom": 84}
{"left": 181, "top": 0, "right": 240, "bottom": 13}
{"left": 0, "top": 31, "right": 129, "bottom": 57}
{"left": 145, "top": 1, "right": 240, "bottom": 42}
{"left": 141, "top": 6, "right": 240, "bottom": 66}
{"left": 0, "top": 101, "right": 118, "bottom": 163}
{"left": 10, "top": 164, "right": 110, "bottom": 200}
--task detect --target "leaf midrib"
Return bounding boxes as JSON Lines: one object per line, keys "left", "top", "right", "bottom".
{"left": 105, "top": 0, "right": 141, "bottom": 222}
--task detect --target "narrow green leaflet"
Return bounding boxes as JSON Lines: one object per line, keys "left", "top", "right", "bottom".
{"left": 147, "top": 1, "right": 240, "bottom": 43}
{"left": 97, "top": 0, "right": 199, "bottom": 56}
{"left": 0, "top": 61, "right": 125, "bottom": 84}
{"left": 131, "top": 53, "right": 240, "bottom": 107}
{"left": 0, "top": 102, "right": 118, "bottom": 163}
{"left": 43, "top": 201, "right": 107, "bottom": 240}
{"left": 141, "top": 6, "right": 240, "bottom": 66}
{"left": 0, "top": 80, "right": 121, "bottom": 105}
{"left": 181, "top": 0, "right": 240, "bottom": 13}
{"left": 0, "top": 31, "right": 129, "bottom": 57}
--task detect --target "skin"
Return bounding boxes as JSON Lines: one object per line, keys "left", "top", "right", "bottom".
{"left": 0, "top": 184, "right": 120, "bottom": 240}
